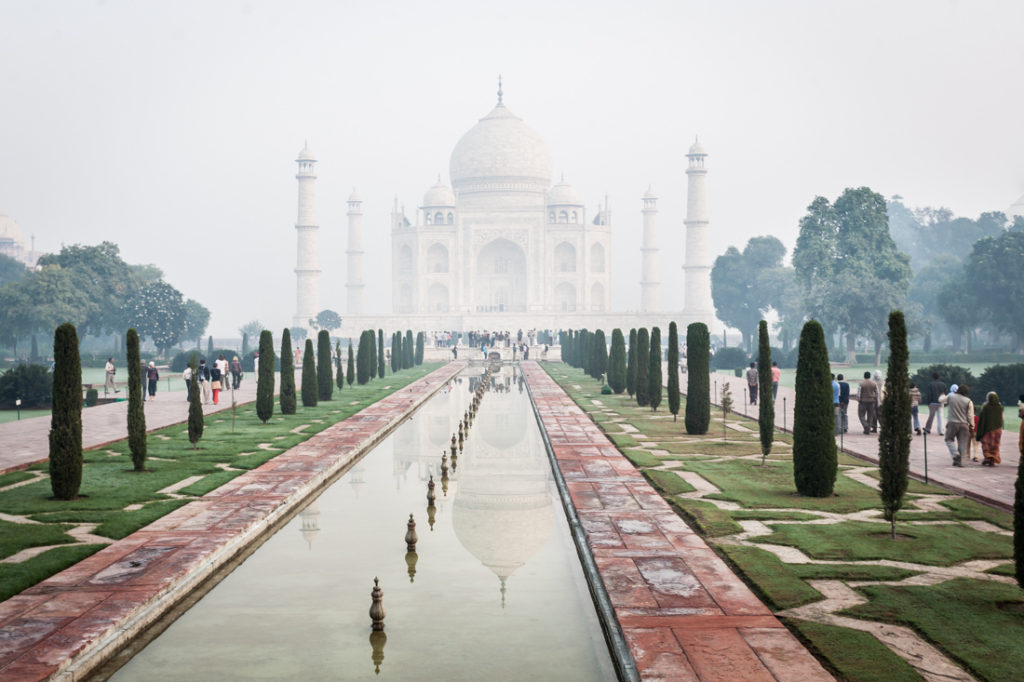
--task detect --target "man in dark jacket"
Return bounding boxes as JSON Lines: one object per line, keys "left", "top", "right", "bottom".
{"left": 924, "top": 373, "right": 946, "bottom": 435}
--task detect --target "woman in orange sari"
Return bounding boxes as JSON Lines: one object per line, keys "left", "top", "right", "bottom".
{"left": 975, "top": 392, "right": 1003, "bottom": 466}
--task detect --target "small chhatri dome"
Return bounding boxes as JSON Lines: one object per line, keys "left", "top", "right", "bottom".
{"left": 348, "top": 187, "right": 362, "bottom": 203}
{"left": 0, "top": 212, "right": 26, "bottom": 247}
{"left": 643, "top": 185, "right": 658, "bottom": 200}
{"left": 423, "top": 179, "right": 456, "bottom": 207}
{"left": 688, "top": 136, "right": 707, "bottom": 156}
{"left": 547, "top": 176, "right": 581, "bottom": 206}
{"left": 297, "top": 141, "right": 316, "bottom": 161}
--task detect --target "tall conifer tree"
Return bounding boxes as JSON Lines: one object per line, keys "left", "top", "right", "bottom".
{"left": 626, "top": 328, "right": 638, "bottom": 397}
{"left": 126, "top": 328, "right": 146, "bottom": 469}
{"left": 336, "top": 340, "right": 345, "bottom": 390}
{"left": 648, "top": 326, "right": 662, "bottom": 411}
{"left": 49, "top": 323, "right": 83, "bottom": 500}
{"left": 187, "top": 353, "right": 204, "bottom": 447}
{"left": 346, "top": 339, "right": 355, "bottom": 386}
{"left": 378, "top": 329, "right": 386, "bottom": 377}
{"left": 302, "top": 338, "right": 318, "bottom": 406}
{"left": 256, "top": 330, "right": 274, "bottom": 423}
{"left": 280, "top": 328, "right": 296, "bottom": 415}
{"left": 667, "top": 322, "right": 680, "bottom": 421}
{"left": 758, "top": 320, "right": 774, "bottom": 465}
{"left": 608, "top": 329, "right": 627, "bottom": 394}
{"left": 685, "top": 323, "right": 710, "bottom": 434}
{"left": 793, "top": 320, "right": 837, "bottom": 497}
{"left": 317, "top": 330, "right": 333, "bottom": 401}
{"left": 878, "top": 310, "right": 911, "bottom": 538}
{"left": 635, "top": 328, "right": 650, "bottom": 407}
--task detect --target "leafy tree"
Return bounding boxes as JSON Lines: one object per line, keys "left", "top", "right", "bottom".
{"left": 759, "top": 266, "right": 804, "bottom": 351}
{"left": 301, "top": 338, "right": 317, "bottom": 406}
{"left": 0, "top": 363, "right": 52, "bottom": 408}
{"left": 792, "top": 188, "right": 912, "bottom": 362}
{"left": 0, "top": 252, "right": 26, "bottom": 287}
{"left": 37, "top": 242, "right": 135, "bottom": 336}
{"left": 0, "top": 267, "right": 93, "bottom": 350}
{"left": 378, "top": 329, "right": 386, "bottom": 376}
{"left": 792, "top": 320, "right": 837, "bottom": 497}
{"left": 239, "top": 320, "right": 265, "bottom": 341}
{"left": 711, "top": 236, "right": 786, "bottom": 352}
{"left": 122, "top": 280, "right": 188, "bottom": 356}
{"left": 314, "top": 309, "right": 342, "bottom": 332}
{"left": 187, "top": 353, "right": 204, "bottom": 448}
{"left": 289, "top": 326, "right": 308, "bottom": 344}
{"left": 626, "top": 328, "right": 638, "bottom": 397}
{"left": 49, "top": 323, "right": 83, "bottom": 500}
{"left": 317, "top": 330, "right": 333, "bottom": 401}
{"left": 635, "top": 328, "right": 650, "bottom": 407}
{"left": 181, "top": 299, "right": 210, "bottom": 350}
{"left": 256, "top": 330, "right": 274, "bottom": 423}
{"left": 685, "top": 323, "right": 711, "bottom": 434}
{"left": 878, "top": 310, "right": 911, "bottom": 538}
{"left": 608, "top": 329, "right": 627, "bottom": 394}
{"left": 936, "top": 265, "right": 982, "bottom": 353}
{"left": 357, "top": 331, "right": 370, "bottom": 385}
{"left": 335, "top": 340, "right": 345, "bottom": 390}
{"left": 126, "top": 328, "right": 146, "bottom": 470}
{"left": 279, "top": 328, "right": 296, "bottom": 415}
{"left": 648, "top": 327, "right": 662, "bottom": 411}
{"left": 667, "top": 322, "right": 680, "bottom": 420}
{"left": 757, "top": 321, "right": 774, "bottom": 465}
{"left": 966, "top": 229, "right": 1024, "bottom": 352}
{"left": 415, "top": 332, "right": 424, "bottom": 365}
{"left": 346, "top": 339, "right": 355, "bottom": 386}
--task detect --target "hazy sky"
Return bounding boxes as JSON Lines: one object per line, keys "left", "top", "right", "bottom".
{"left": 2, "top": 0, "right": 1022, "bottom": 337}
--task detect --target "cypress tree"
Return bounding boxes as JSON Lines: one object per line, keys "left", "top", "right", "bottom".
{"left": 126, "top": 328, "right": 146, "bottom": 470}
{"left": 368, "top": 329, "right": 377, "bottom": 379}
{"left": 256, "top": 330, "right": 275, "bottom": 424}
{"left": 879, "top": 310, "right": 911, "bottom": 539}
{"left": 667, "top": 322, "right": 680, "bottom": 421}
{"left": 635, "top": 328, "right": 650, "bottom": 407}
{"left": 626, "top": 328, "right": 638, "bottom": 397}
{"left": 391, "top": 332, "right": 400, "bottom": 372}
{"left": 346, "top": 339, "right": 355, "bottom": 386}
{"left": 241, "top": 333, "right": 249, "bottom": 363}
{"left": 685, "top": 322, "right": 711, "bottom": 435}
{"left": 49, "top": 323, "right": 82, "bottom": 500}
{"left": 793, "top": 320, "right": 837, "bottom": 497}
{"left": 335, "top": 340, "right": 345, "bottom": 390}
{"left": 608, "top": 329, "right": 627, "bottom": 394}
{"left": 648, "top": 326, "right": 662, "bottom": 411}
{"left": 405, "top": 330, "right": 414, "bottom": 369}
{"left": 207, "top": 335, "right": 213, "bottom": 357}
{"left": 317, "top": 330, "right": 333, "bottom": 401}
{"left": 378, "top": 329, "right": 386, "bottom": 377}
{"left": 357, "top": 331, "right": 370, "bottom": 385}
{"left": 415, "top": 331, "right": 424, "bottom": 365}
{"left": 596, "top": 330, "right": 608, "bottom": 379}
{"left": 187, "top": 353, "right": 203, "bottom": 448}
{"left": 302, "top": 338, "right": 317, "bottom": 406}
{"left": 758, "top": 321, "right": 775, "bottom": 465}
{"left": 1016, "top": 438, "right": 1024, "bottom": 587}
{"left": 280, "top": 328, "right": 296, "bottom": 415}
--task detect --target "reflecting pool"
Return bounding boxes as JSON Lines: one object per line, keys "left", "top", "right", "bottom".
{"left": 108, "top": 366, "right": 615, "bottom": 680}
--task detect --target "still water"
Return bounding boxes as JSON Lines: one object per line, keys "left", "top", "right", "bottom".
{"left": 110, "top": 366, "right": 615, "bottom": 680}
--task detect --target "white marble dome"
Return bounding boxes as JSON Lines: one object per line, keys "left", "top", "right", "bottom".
{"left": 422, "top": 180, "right": 456, "bottom": 207}
{"left": 450, "top": 104, "right": 552, "bottom": 193}
{"left": 547, "top": 177, "right": 582, "bottom": 206}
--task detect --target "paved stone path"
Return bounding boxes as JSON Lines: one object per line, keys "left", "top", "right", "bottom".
{"left": 705, "top": 370, "right": 1019, "bottom": 510}
{"left": 522, "top": 362, "right": 831, "bottom": 682}
{"left": 0, "top": 377, "right": 274, "bottom": 475}
{"left": 0, "top": 363, "right": 465, "bottom": 682}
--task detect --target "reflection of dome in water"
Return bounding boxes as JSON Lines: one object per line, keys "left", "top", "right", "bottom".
{"left": 476, "top": 393, "right": 527, "bottom": 450}
{"left": 298, "top": 501, "right": 321, "bottom": 550}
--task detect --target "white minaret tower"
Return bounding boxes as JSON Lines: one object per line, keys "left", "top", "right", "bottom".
{"left": 640, "top": 187, "right": 659, "bottom": 312}
{"left": 683, "top": 138, "right": 713, "bottom": 324}
{"left": 293, "top": 142, "right": 321, "bottom": 329}
{"left": 346, "top": 188, "right": 365, "bottom": 315}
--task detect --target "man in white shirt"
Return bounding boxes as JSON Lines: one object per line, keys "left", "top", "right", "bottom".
{"left": 104, "top": 357, "right": 118, "bottom": 396}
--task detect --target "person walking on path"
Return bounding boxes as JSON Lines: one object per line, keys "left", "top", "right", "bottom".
{"left": 832, "top": 374, "right": 841, "bottom": 435}
{"left": 909, "top": 382, "right": 922, "bottom": 435}
{"left": 924, "top": 372, "right": 946, "bottom": 435}
{"left": 183, "top": 365, "right": 193, "bottom": 400}
{"left": 209, "top": 363, "right": 223, "bottom": 405}
{"left": 104, "top": 357, "right": 118, "bottom": 396}
{"left": 746, "top": 362, "right": 758, "bottom": 405}
{"left": 771, "top": 361, "right": 780, "bottom": 401}
{"left": 943, "top": 384, "right": 974, "bottom": 467}
{"left": 197, "top": 359, "right": 211, "bottom": 404}
{"left": 139, "top": 360, "right": 147, "bottom": 402}
{"left": 230, "top": 356, "right": 243, "bottom": 390}
{"left": 873, "top": 369, "right": 884, "bottom": 430}
{"left": 146, "top": 362, "right": 159, "bottom": 400}
{"left": 975, "top": 392, "right": 1004, "bottom": 466}
{"left": 837, "top": 374, "right": 850, "bottom": 434}
{"left": 857, "top": 371, "right": 878, "bottom": 435}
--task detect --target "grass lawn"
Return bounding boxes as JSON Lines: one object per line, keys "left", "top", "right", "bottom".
{"left": 789, "top": 621, "right": 924, "bottom": 682}
{"left": 0, "top": 363, "right": 440, "bottom": 604}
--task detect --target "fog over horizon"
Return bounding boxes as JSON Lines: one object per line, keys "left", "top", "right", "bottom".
{"left": 2, "top": 0, "right": 1022, "bottom": 338}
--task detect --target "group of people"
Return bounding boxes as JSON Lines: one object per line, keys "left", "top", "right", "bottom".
{"left": 104, "top": 357, "right": 161, "bottom": 400}
{"left": 182, "top": 355, "right": 243, "bottom": 405}
{"left": 744, "top": 361, "right": 781, "bottom": 404}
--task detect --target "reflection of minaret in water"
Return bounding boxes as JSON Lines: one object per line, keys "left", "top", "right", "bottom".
{"left": 298, "top": 501, "right": 320, "bottom": 550}
{"left": 349, "top": 463, "right": 366, "bottom": 498}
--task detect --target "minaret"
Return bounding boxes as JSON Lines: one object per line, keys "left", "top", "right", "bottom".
{"left": 346, "top": 188, "right": 365, "bottom": 315}
{"left": 293, "top": 143, "right": 320, "bottom": 329}
{"left": 640, "top": 187, "right": 659, "bottom": 312}
{"left": 684, "top": 138, "right": 713, "bottom": 324}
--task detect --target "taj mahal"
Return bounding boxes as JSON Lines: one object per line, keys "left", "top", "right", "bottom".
{"left": 293, "top": 81, "right": 716, "bottom": 338}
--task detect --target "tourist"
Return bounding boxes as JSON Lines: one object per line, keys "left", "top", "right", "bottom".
{"left": 857, "top": 371, "right": 878, "bottom": 435}
{"left": 197, "top": 358, "right": 211, "bottom": 403}
{"left": 942, "top": 384, "right": 974, "bottom": 467}
{"left": 230, "top": 355, "right": 243, "bottom": 389}
{"left": 873, "top": 370, "right": 884, "bottom": 430}
{"left": 146, "top": 362, "right": 159, "bottom": 400}
{"left": 216, "top": 354, "right": 230, "bottom": 390}
{"left": 209, "top": 362, "right": 223, "bottom": 405}
{"left": 837, "top": 374, "right": 850, "bottom": 433}
{"left": 909, "top": 382, "right": 922, "bottom": 435}
{"left": 924, "top": 372, "right": 946, "bottom": 435}
{"left": 104, "top": 357, "right": 118, "bottom": 395}
{"left": 140, "top": 359, "right": 147, "bottom": 402}
{"left": 770, "top": 361, "right": 780, "bottom": 401}
{"left": 183, "top": 364, "right": 193, "bottom": 400}
{"left": 975, "top": 392, "right": 1003, "bottom": 466}
{"left": 746, "top": 362, "right": 758, "bottom": 405}
{"left": 832, "top": 374, "right": 841, "bottom": 435}
{"left": 451, "top": 346, "right": 457, "bottom": 360}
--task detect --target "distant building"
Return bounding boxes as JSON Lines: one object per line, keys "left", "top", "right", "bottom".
{"left": 0, "top": 212, "right": 41, "bottom": 268}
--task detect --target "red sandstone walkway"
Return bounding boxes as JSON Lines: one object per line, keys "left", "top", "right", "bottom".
{"left": 0, "top": 362, "right": 465, "bottom": 682}
{"left": 522, "top": 362, "right": 831, "bottom": 682}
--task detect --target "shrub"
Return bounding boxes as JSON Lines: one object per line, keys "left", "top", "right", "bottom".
{"left": 685, "top": 323, "right": 711, "bottom": 434}
{"left": 49, "top": 323, "right": 82, "bottom": 500}
{"left": 187, "top": 354, "right": 203, "bottom": 447}
{"left": 126, "top": 328, "right": 146, "bottom": 470}
{"left": 626, "top": 329, "right": 637, "bottom": 397}
{"left": 712, "top": 346, "right": 748, "bottom": 371}
{"left": 792, "top": 320, "right": 837, "bottom": 497}
{"left": 256, "top": 330, "right": 274, "bottom": 423}
{"left": 909, "top": 364, "right": 975, "bottom": 399}
{"left": 0, "top": 363, "right": 52, "bottom": 409}
{"left": 974, "top": 364, "right": 1024, "bottom": 406}
{"left": 648, "top": 327, "right": 662, "bottom": 411}
{"left": 317, "top": 330, "right": 333, "bottom": 401}
{"left": 608, "top": 329, "right": 627, "bottom": 394}
{"left": 635, "top": 328, "right": 650, "bottom": 407}
{"left": 85, "top": 388, "right": 98, "bottom": 407}
{"left": 301, "top": 338, "right": 317, "bottom": 406}
{"left": 879, "top": 311, "right": 911, "bottom": 538}
{"left": 279, "top": 329, "right": 296, "bottom": 415}
{"left": 667, "top": 322, "right": 680, "bottom": 420}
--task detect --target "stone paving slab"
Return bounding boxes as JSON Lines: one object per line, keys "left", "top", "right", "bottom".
{"left": 0, "top": 362, "right": 465, "bottom": 682}
{"left": 521, "top": 362, "right": 832, "bottom": 682}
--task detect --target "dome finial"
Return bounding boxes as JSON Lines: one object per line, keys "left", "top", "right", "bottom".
{"left": 497, "top": 74, "right": 503, "bottom": 104}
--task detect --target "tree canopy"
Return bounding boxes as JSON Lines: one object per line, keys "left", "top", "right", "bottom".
{"left": 711, "top": 236, "right": 788, "bottom": 352}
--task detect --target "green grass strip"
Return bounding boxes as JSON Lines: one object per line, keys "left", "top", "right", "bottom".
{"left": 670, "top": 499, "right": 743, "bottom": 537}
{"left": 789, "top": 620, "right": 923, "bottom": 682}
{"left": 717, "top": 544, "right": 822, "bottom": 610}
{"left": 94, "top": 499, "right": 192, "bottom": 540}
{"left": 621, "top": 449, "right": 660, "bottom": 468}
{"left": 0, "top": 520, "right": 76, "bottom": 559}
{"left": 0, "top": 544, "right": 107, "bottom": 601}
{"left": 643, "top": 469, "right": 696, "bottom": 496}
{"left": 790, "top": 563, "right": 919, "bottom": 582}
